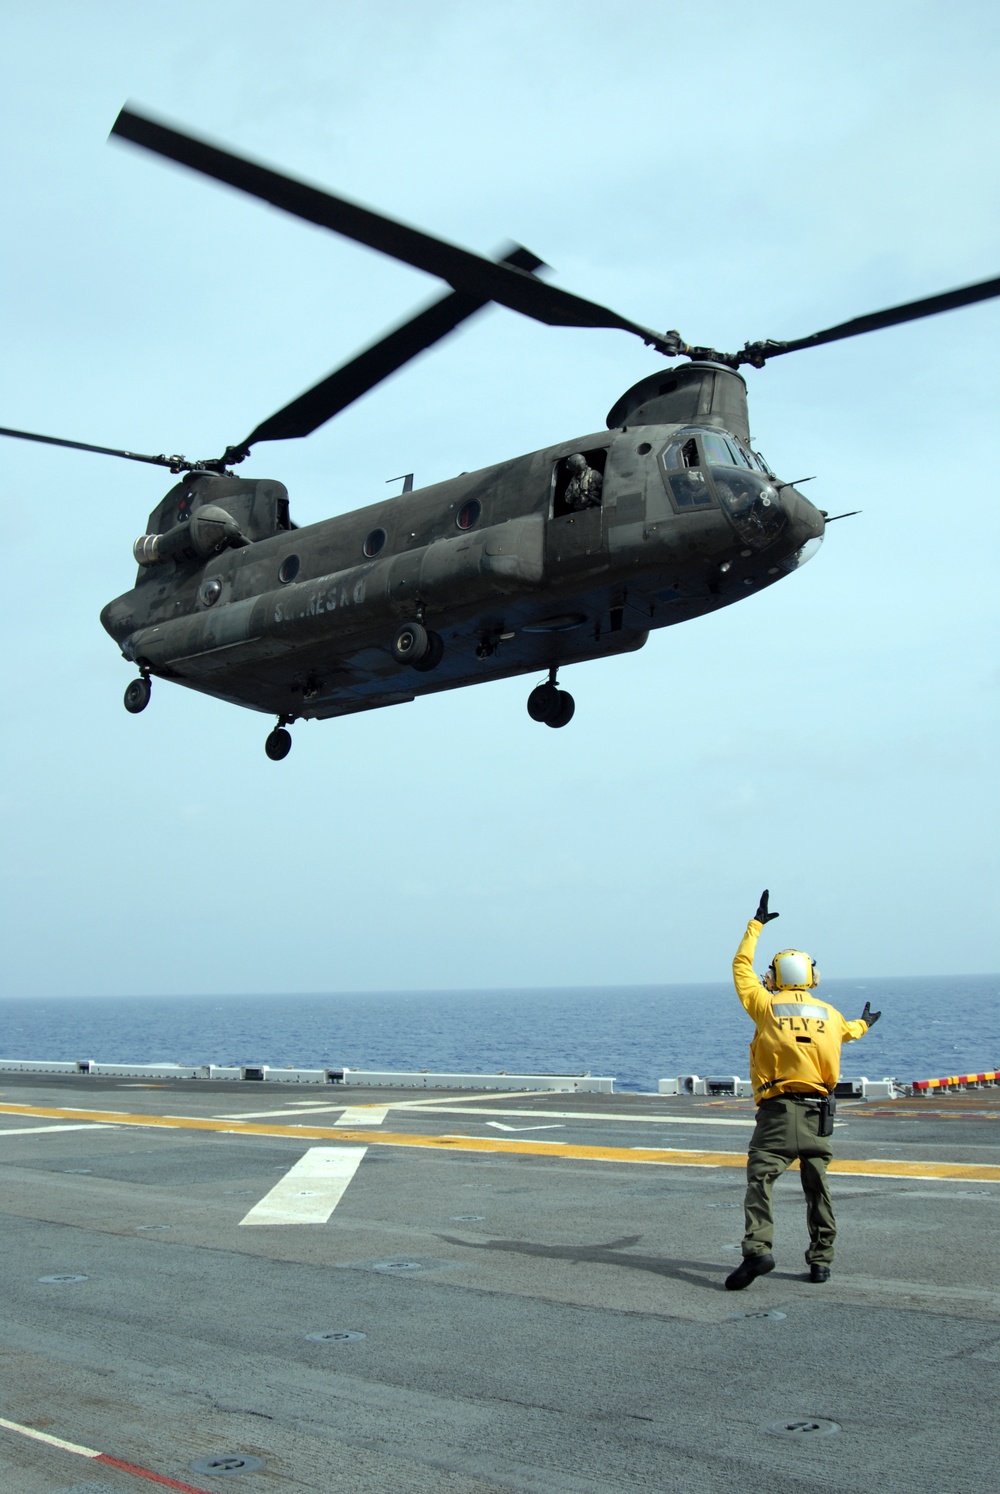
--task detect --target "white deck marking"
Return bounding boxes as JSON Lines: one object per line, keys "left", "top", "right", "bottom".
{"left": 214, "top": 1104, "right": 390, "bottom": 1123}
{"left": 213, "top": 1104, "right": 351, "bottom": 1120}
{"left": 335, "top": 1107, "right": 388, "bottom": 1127}
{"left": 386, "top": 1090, "right": 557, "bottom": 1107}
{"left": 391, "top": 1104, "right": 755, "bottom": 1127}
{"left": 487, "top": 1122, "right": 564, "bottom": 1132}
{"left": 446, "top": 1132, "right": 567, "bottom": 1145}
{"left": 0, "top": 1413, "right": 101, "bottom": 1457}
{"left": 239, "top": 1146, "right": 367, "bottom": 1225}
{"left": 0, "top": 1123, "right": 115, "bottom": 1136}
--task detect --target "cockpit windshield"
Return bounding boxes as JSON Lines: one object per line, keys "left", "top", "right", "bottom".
{"left": 702, "top": 432, "right": 751, "bottom": 469}
{"left": 712, "top": 469, "right": 786, "bottom": 550}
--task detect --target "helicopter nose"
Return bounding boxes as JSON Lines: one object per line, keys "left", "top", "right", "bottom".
{"left": 781, "top": 484, "right": 826, "bottom": 543}
{"left": 776, "top": 487, "right": 825, "bottom": 573}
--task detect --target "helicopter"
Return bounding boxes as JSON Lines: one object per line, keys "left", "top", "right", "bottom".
{"left": 4, "top": 106, "right": 999, "bottom": 761}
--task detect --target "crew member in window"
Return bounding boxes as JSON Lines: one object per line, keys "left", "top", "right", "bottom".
{"left": 563, "top": 452, "right": 603, "bottom": 511}
{"left": 726, "top": 889, "right": 879, "bottom": 1290}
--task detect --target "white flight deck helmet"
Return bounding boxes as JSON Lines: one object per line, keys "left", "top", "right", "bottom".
{"left": 767, "top": 949, "right": 821, "bottom": 990}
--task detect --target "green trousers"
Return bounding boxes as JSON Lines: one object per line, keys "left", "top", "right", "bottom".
{"left": 742, "top": 1096, "right": 836, "bottom": 1266}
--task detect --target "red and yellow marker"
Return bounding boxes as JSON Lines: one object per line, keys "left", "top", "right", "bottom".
{"left": 912, "top": 1069, "right": 999, "bottom": 1093}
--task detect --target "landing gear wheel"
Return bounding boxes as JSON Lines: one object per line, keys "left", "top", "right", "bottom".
{"left": 265, "top": 726, "right": 292, "bottom": 761}
{"left": 391, "top": 620, "right": 429, "bottom": 665}
{"left": 527, "top": 681, "right": 574, "bottom": 726}
{"left": 124, "top": 676, "right": 151, "bottom": 714}
{"left": 411, "top": 630, "right": 444, "bottom": 672}
{"left": 545, "top": 690, "right": 575, "bottom": 728}
{"left": 527, "top": 682, "right": 559, "bottom": 722}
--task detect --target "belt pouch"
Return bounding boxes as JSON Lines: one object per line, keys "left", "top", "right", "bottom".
{"left": 817, "top": 1096, "right": 836, "bottom": 1137}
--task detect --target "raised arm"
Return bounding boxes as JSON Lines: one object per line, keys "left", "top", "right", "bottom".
{"left": 733, "top": 890, "right": 780, "bottom": 1022}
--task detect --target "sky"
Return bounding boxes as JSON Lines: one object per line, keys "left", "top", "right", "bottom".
{"left": 1, "top": 0, "right": 998, "bottom": 998}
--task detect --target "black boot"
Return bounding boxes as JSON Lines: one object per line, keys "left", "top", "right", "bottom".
{"left": 725, "top": 1253, "right": 775, "bottom": 1290}
{"left": 808, "top": 1264, "right": 831, "bottom": 1283}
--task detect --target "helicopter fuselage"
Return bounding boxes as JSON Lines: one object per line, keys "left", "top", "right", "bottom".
{"left": 3, "top": 108, "right": 989, "bottom": 749}
{"left": 100, "top": 402, "right": 824, "bottom": 727}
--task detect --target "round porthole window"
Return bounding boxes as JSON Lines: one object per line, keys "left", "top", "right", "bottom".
{"left": 279, "top": 554, "right": 300, "bottom": 584}
{"left": 456, "top": 499, "right": 481, "bottom": 531}
{"left": 637, "top": 442, "right": 652, "bottom": 455}
{"left": 201, "top": 578, "right": 222, "bottom": 607}
{"left": 363, "top": 528, "right": 386, "bottom": 558}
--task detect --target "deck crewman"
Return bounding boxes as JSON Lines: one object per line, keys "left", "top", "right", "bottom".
{"left": 726, "top": 889, "right": 880, "bottom": 1290}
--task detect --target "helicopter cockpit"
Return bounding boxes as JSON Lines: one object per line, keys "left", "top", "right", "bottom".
{"left": 661, "top": 429, "right": 787, "bottom": 551}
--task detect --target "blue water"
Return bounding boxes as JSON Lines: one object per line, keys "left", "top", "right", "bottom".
{"left": 0, "top": 976, "right": 996, "bottom": 1091}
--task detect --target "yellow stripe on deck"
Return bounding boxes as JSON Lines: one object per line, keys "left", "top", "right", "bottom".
{"left": 1, "top": 1102, "right": 998, "bottom": 1183}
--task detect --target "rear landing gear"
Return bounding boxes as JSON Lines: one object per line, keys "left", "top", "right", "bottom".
{"left": 412, "top": 630, "right": 444, "bottom": 672}
{"left": 124, "top": 673, "right": 151, "bottom": 714}
{"left": 265, "top": 716, "right": 293, "bottom": 760}
{"left": 527, "top": 670, "right": 575, "bottom": 729}
{"left": 391, "top": 620, "right": 444, "bottom": 671}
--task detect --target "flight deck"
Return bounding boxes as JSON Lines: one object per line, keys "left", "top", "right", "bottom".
{"left": 0, "top": 1074, "right": 997, "bottom": 1493}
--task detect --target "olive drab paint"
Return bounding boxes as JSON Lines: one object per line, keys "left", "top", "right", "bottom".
{"left": 7, "top": 105, "right": 997, "bottom": 757}
{"left": 99, "top": 378, "right": 826, "bottom": 734}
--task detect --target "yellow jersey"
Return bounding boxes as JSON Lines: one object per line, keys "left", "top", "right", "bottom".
{"left": 733, "top": 919, "right": 869, "bottom": 1101}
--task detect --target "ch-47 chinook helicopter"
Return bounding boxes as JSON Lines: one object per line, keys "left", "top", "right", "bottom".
{"left": 5, "top": 107, "right": 1000, "bottom": 760}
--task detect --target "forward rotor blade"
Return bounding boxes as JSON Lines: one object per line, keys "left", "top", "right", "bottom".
{"left": 111, "top": 105, "right": 676, "bottom": 354}
{"left": 0, "top": 425, "right": 188, "bottom": 472}
{"left": 743, "top": 273, "right": 1000, "bottom": 364}
{"left": 228, "top": 244, "right": 545, "bottom": 460}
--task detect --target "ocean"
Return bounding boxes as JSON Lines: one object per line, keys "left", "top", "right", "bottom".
{"left": 0, "top": 975, "right": 996, "bottom": 1091}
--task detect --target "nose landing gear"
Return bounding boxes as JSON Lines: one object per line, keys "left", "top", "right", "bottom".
{"left": 265, "top": 715, "right": 294, "bottom": 760}
{"left": 527, "top": 669, "right": 575, "bottom": 729}
{"left": 123, "top": 671, "right": 151, "bottom": 714}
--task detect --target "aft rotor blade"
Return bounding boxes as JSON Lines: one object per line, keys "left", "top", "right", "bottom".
{"left": 111, "top": 105, "right": 676, "bottom": 354}
{"left": 229, "top": 244, "right": 545, "bottom": 459}
{"left": 743, "top": 273, "right": 1000, "bottom": 364}
{"left": 0, "top": 425, "right": 188, "bottom": 471}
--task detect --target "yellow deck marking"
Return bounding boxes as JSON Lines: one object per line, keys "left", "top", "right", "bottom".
{"left": 0, "top": 1101, "right": 998, "bottom": 1181}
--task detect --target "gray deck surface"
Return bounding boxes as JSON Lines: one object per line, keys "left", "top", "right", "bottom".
{"left": 0, "top": 1075, "right": 997, "bottom": 1493}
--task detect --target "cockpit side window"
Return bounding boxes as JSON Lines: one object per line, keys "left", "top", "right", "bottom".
{"left": 663, "top": 436, "right": 701, "bottom": 471}
{"left": 660, "top": 433, "right": 714, "bottom": 510}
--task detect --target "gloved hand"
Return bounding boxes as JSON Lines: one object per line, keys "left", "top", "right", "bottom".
{"left": 754, "top": 889, "right": 780, "bottom": 925}
{"left": 860, "top": 1001, "right": 881, "bottom": 1028}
